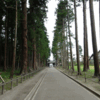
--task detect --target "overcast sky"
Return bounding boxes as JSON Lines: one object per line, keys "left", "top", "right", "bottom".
{"left": 45, "top": 0, "right": 59, "bottom": 60}
{"left": 45, "top": 0, "right": 99, "bottom": 60}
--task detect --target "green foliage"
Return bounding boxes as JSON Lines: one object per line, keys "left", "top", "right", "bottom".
{"left": 52, "top": 0, "right": 74, "bottom": 60}
{"left": 27, "top": 0, "right": 50, "bottom": 61}
{"left": 79, "top": 45, "right": 82, "bottom": 56}
{"left": 0, "top": 0, "right": 50, "bottom": 77}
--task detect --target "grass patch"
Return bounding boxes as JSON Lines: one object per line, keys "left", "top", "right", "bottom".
{"left": 74, "top": 65, "right": 94, "bottom": 72}
{"left": 0, "top": 67, "right": 44, "bottom": 83}
{"left": 58, "top": 65, "right": 100, "bottom": 83}
{"left": 59, "top": 65, "right": 100, "bottom": 78}
{"left": 0, "top": 68, "right": 21, "bottom": 83}
{"left": 0, "top": 68, "right": 44, "bottom": 94}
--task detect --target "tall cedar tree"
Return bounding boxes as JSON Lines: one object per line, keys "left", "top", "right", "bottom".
{"left": 21, "top": 0, "right": 28, "bottom": 74}
{"left": 74, "top": 0, "right": 81, "bottom": 75}
{"left": 89, "top": 0, "right": 99, "bottom": 76}
{"left": 83, "top": 0, "right": 89, "bottom": 71}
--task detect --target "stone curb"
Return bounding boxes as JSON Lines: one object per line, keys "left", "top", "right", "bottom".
{"left": 57, "top": 69, "right": 100, "bottom": 98}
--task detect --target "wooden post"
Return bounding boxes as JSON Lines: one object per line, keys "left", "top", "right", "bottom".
{"left": 85, "top": 72, "right": 86, "bottom": 82}
{"left": 26, "top": 75, "right": 27, "bottom": 79}
{"left": 29, "top": 73, "right": 30, "bottom": 78}
{"left": 16, "top": 77, "right": 18, "bottom": 86}
{"left": 21, "top": 76, "right": 23, "bottom": 83}
{"left": 24, "top": 75, "right": 26, "bottom": 80}
{"left": 2, "top": 82, "right": 4, "bottom": 94}
{"left": 11, "top": 79, "right": 13, "bottom": 89}
{"left": 0, "top": 75, "right": 5, "bottom": 83}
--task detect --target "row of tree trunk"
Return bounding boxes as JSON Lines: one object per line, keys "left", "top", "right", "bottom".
{"left": 1, "top": 0, "right": 46, "bottom": 78}
{"left": 58, "top": 0, "right": 99, "bottom": 76}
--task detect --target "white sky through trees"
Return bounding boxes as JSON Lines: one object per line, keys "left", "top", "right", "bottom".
{"left": 45, "top": 0, "right": 59, "bottom": 60}
{"left": 45, "top": 0, "right": 99, "bottom": 60}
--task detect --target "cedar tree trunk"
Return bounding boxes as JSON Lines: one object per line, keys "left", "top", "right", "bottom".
{"left": 21, "top": 0, "right": 28, "bottom": 74}
{"left": 89, "top": 0, "right": 99, "bottom": 76}
{"left": 74, "top": 0, "right": 81, "bottom": 75}
{"left": 10, "top": 1, "right": 17, "bottom": 78}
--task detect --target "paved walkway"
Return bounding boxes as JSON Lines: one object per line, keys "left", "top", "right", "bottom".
{"left": 31, "top": 67, "right": 99, "bottom": 100}
{"left": 0, "top": 67, "right": 99, "bottom": 100}
{"left": 0, "top": 69, "right": 47, "bottom": 100}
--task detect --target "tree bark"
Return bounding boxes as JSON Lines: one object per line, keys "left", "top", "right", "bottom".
{"left": 21, "top": 0, "right": 28, "bottom": 74}
{"left": 10, "top": 1, "right": 17, "bottom": 78}
{"left": 86, "top": 33, "right": 89, "bottom": 70}
{"left": 39, "top": 53, "right": 40, "bottom": 68}
{"left": 74, "top": 0, "right": 81, "bottom": 75}
{"left": 99, "top": 0, "right": 100, "bottom": 51}
{"left": 89, "top": 0, "right": 99, "bottom": 76}
{"left": 10, "top": 28, "right": 13, "bottom": 68}
{"left": 33, "top": 39, "right": 37, "bottom": 70}
{"left": 0, "top": 18, "right": 2, "bottom": 68}
{"left": 61, "top": 18, "right": 66, "bottom": 68}
{"left": 66, "top": 23, "right": 69, "bottom": 70}
{"left": 4, "top": 11, "right": 8, "bottom": 71}
{"left": 83, "top": 0, "right": 88, "bottom": 71}
{"left": 61, "top": 48, "right": 63, "bottom": 67}
{"left": 62, "top": 19, "right": 65, "bottom": 68}
{"left": 68, "top": 16, "right": 74, "bottom": 72}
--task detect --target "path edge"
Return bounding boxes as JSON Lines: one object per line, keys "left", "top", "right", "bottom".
{"left": 56, "top": 68, "right": 100, "bottom": 98}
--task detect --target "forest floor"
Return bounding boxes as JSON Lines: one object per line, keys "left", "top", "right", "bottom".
{"left": 56, "top": 66, "right": 100, "bottom": 97}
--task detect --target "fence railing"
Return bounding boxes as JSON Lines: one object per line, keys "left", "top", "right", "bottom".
{"left": 0, "top": 68, "right": 44, "bottom": 95}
